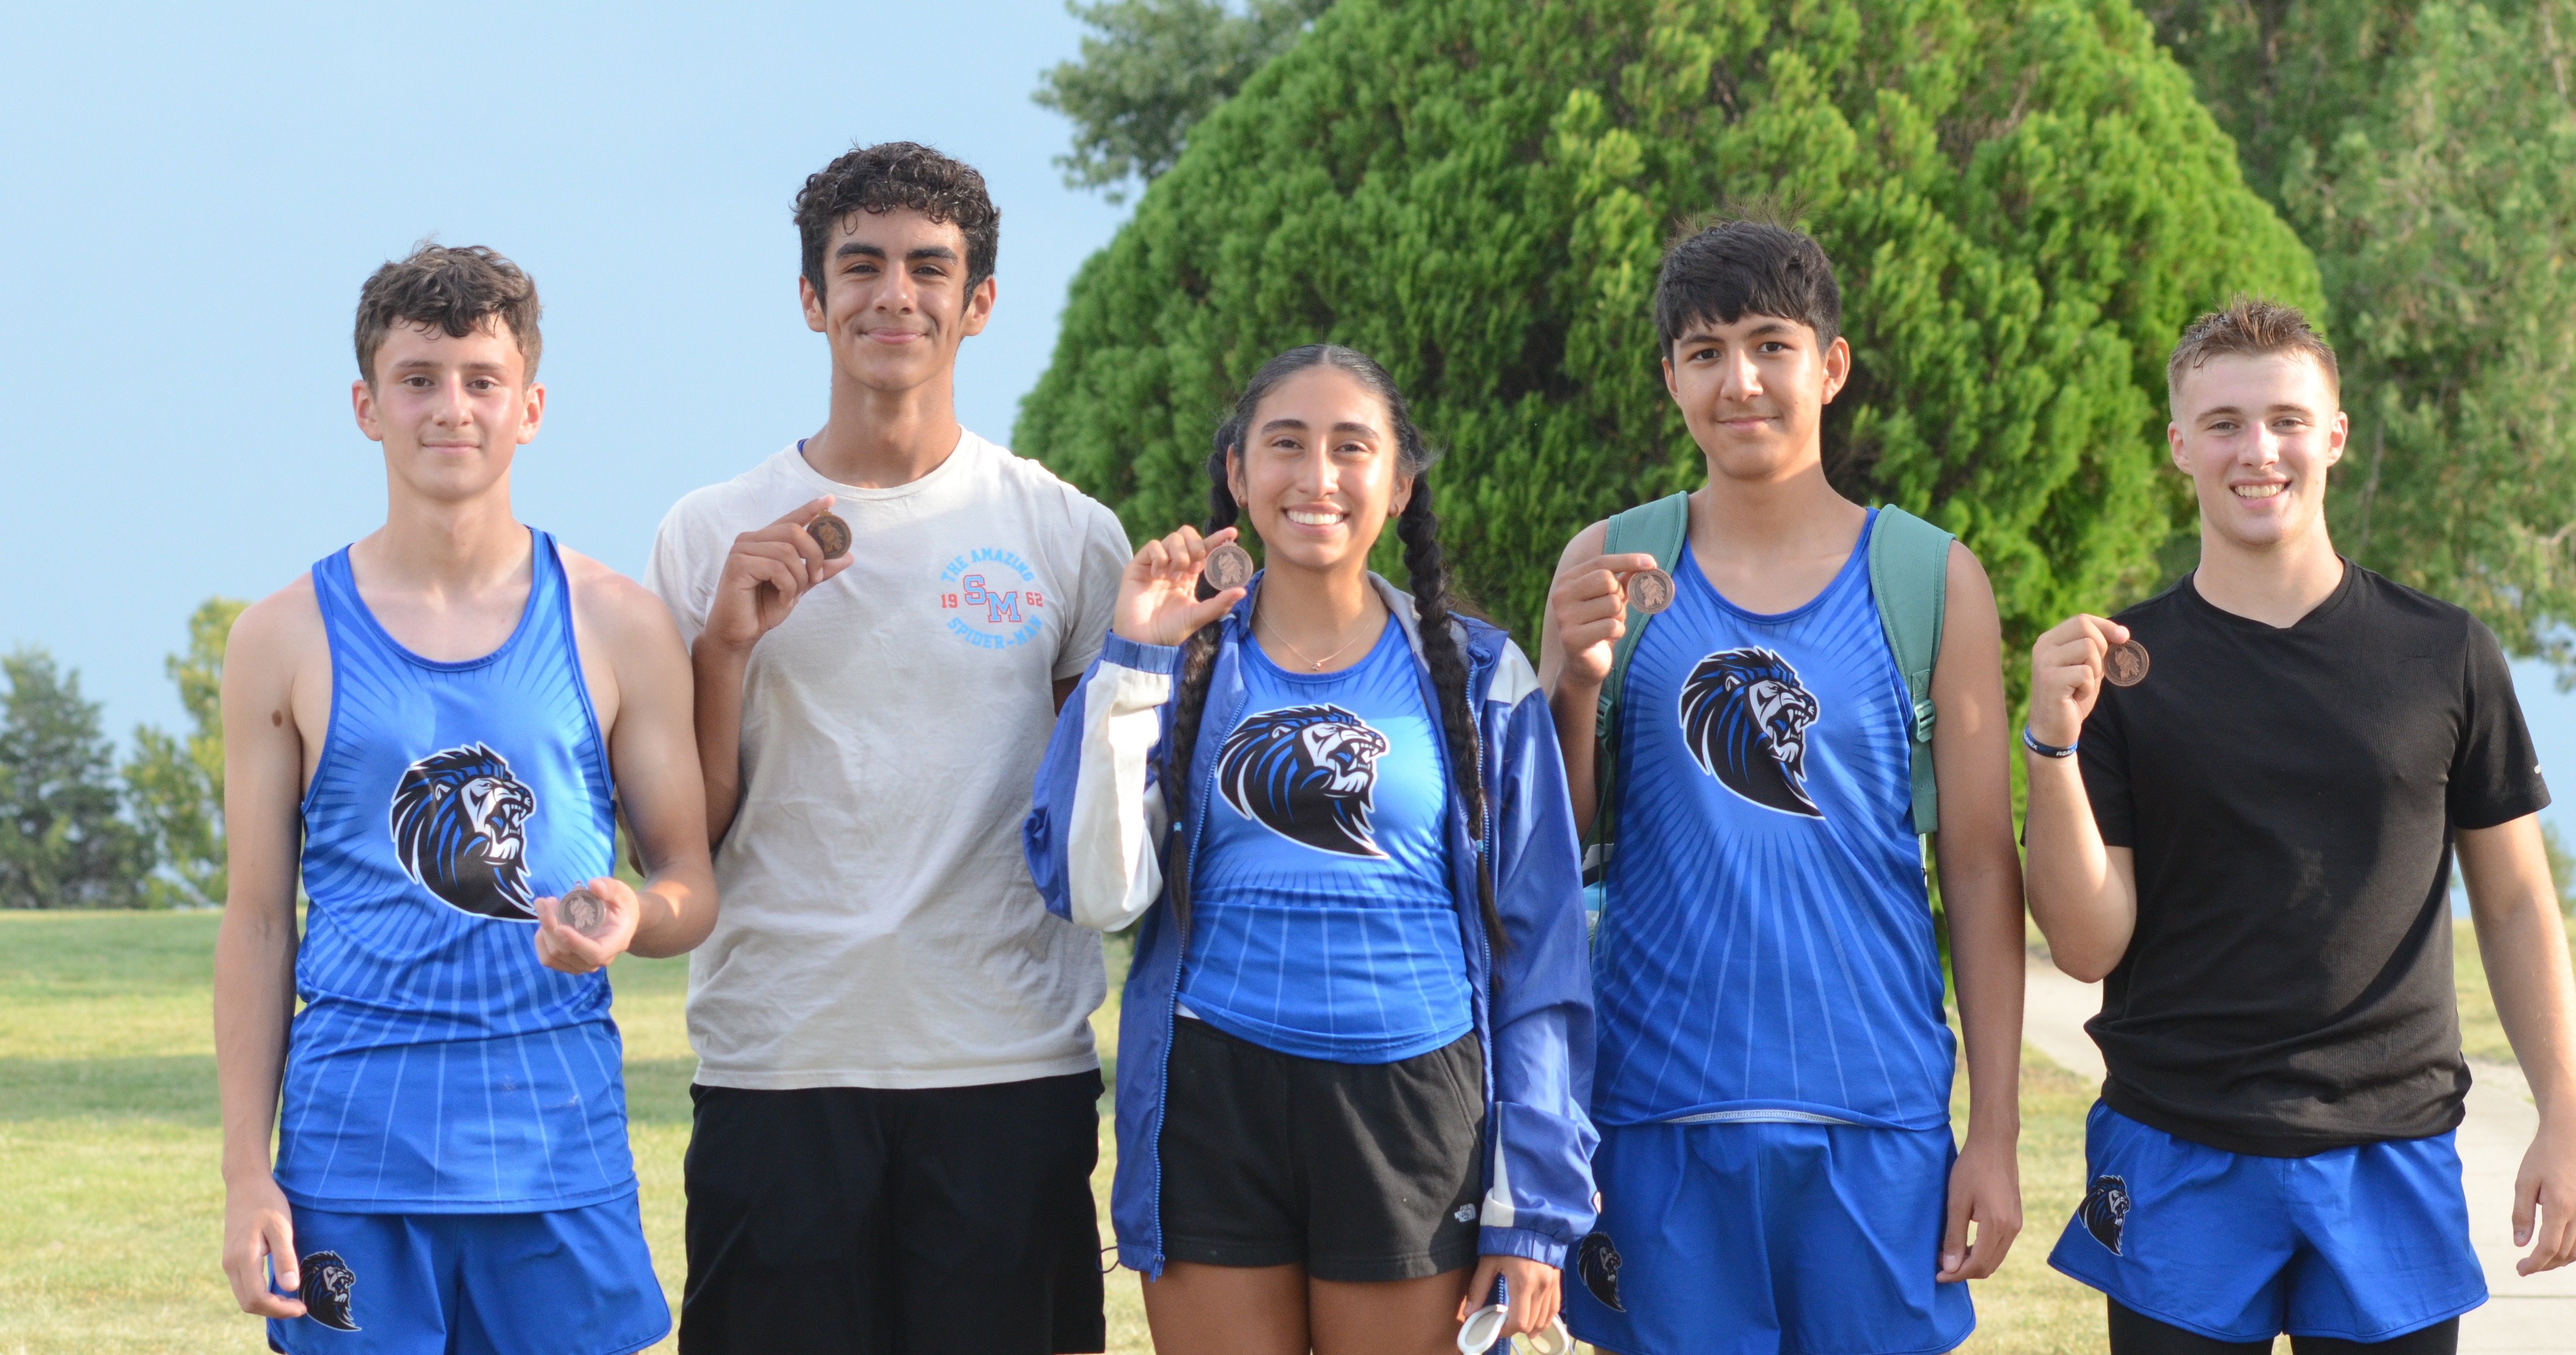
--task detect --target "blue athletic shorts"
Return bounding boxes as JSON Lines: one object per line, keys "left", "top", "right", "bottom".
{"left": 265, "top": 1192, "right": 669, "bottom": 1355}
{"left": 2047, "top": 1102, "right": 2486, "bottom": 1344}
{"left": 1563, "top": 1119, "right": 1974, "bottom": 1355}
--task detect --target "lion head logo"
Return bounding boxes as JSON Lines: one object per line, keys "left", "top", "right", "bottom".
{"left": 1576, "top": 1231, "right": 1626, "bottom": 1312}
{"left": 2080, "top": 1174, "right": 2132, "bottom": 1256}
{"left": 1215, "top": 704, "right": 1392, "bottom": 857}
{"left": 1679, "top": 647, "right": 1824, "bottom": 817}
{"left": 389, "top": 744, "right": 539, "bottom": 920}
{"left": 298, "top": 1249, "right": 360, "bottom": 1331}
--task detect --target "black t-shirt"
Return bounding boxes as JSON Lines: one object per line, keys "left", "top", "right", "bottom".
{"left": 2078, "top": 563, "right": 2548, "bottom": 1156}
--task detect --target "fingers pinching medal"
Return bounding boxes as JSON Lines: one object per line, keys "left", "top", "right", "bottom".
{"left": 806, "top": 512, "right": 852, "bottom": 561}
{"left": 1201, "top": 542, "right": 1255, "bottom": 593}
{"left": 559, "top": 886, "right": 612, "bottom": 941}
{"left": 2104, "top": 639, "right": 2150, "bottom": 687}
{"left": 1626, "top": 566, "right": 1676, "bottom": 616}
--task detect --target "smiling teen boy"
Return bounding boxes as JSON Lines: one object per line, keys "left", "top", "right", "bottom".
{"left": 2026, "top": 297, "right": 2576, "bottom": 1354}
{"left": 214, "top": 243, "right": 717, "bottom": 1355}
{"left": 1540, "top": 219, "right": 2028, "bottom": 1355}
{"left": 644, "top": 143, "right": 1130, "bottom": 1354}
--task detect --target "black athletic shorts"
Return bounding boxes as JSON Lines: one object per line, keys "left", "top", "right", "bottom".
{"left": 1158, "top": 1017, "right": 1484, "bottom": 1282}
{"left": 678, "top": 1071, "right": 1106, "bottom": 1355}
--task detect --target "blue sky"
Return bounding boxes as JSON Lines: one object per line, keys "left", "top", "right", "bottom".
{"left": 0, "top": 0, "right": 1123, "bottom": 743}
{"left": 7, "top": 1, "right": 2576, "bottom": 858}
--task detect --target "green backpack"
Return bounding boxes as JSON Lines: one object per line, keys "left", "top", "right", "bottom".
{"left": 1581, "top": 492, "right": 1954, "bottom": 894}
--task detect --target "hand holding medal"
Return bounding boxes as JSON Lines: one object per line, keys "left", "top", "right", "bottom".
{"left": 1546, "top": 548, "right": 1670, "bottom": 692}
{"left": 2026, "top": 612, "right": 2138, "bottom": 759}
{"left": 1113, "top": 525, "right": 1251, "bottom": 647}
{"left": 534, "top": 878, "right": 636, "bottom": 975}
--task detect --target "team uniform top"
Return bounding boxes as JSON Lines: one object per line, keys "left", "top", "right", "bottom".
{"left": 1180, "top": 617, "right": 1475, "bottom": 1064}
{"left": 1025, "top": 576, "right": 1599, "bottom": 1273}
{"left": 2078, "top": 564, "right": 2547, "bottom": 1155}
{"left": 1591, "top": 511, "right": 1954, "bottom": 1131}
{"left": 276, "top": 529, "right": 634, "bottom": 1214}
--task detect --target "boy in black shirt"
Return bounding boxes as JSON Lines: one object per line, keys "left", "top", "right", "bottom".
{"left": 2023, "top": 297, "right": 2576, "bottom": 1353}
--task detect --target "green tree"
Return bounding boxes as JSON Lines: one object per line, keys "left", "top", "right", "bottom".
{"left": 1018, "top": 0, "right": 2321, "bottom": 654}
{"left": 124, "top": 597, "right": 248, "bottom": 909}
{"left": 1034, "top": 0, "right": 1335, "bottom": 200}
{"left": 0, "top": 648, "right": 151, "bottom": 908}
{"left": 2146, "top": 0, "right": 2576, "bottom": 665}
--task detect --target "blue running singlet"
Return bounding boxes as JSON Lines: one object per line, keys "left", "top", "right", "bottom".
{"left": 274, "top": 529, "right": 637, "bottom": 1213}
{"left": 1591, "top": 511, "right": 1955, "bottom": 1130}
{"left": 1179, "top": 617, "right": 1475, "bottom": 1064}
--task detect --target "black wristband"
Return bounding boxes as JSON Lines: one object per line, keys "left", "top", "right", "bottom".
{"left": 2022, "top": 726, "right": 2079, "bottom": 759}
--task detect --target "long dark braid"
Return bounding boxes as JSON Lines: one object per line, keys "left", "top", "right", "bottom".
{"left": 1394, "top": 472, "right": 1508, "bottom": 958}
{"left": 1160, "top": 344, "right": 1505, "bottom": 959}
{"left": 1158, "top": 443, "right": 1240, "bottom": 934}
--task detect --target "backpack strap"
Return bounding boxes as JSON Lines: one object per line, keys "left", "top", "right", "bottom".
{"left": 1583, "top": 491, "right": 1692, "bottom": 885}
{"left": 1865, "top": 506, "right": 1954, "bottom": 837}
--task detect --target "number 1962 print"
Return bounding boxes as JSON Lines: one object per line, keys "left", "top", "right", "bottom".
{"left": 938, "top": 547, "right": 1047, "bottom": 651}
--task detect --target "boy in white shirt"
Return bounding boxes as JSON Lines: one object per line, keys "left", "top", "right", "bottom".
{"left": 646, "top": 141, "right": 1131, "bottom": 1355}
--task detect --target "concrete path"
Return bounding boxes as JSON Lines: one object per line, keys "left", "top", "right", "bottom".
{"left": 2020, "top": 957, "right": 2576, "bottom": 1352}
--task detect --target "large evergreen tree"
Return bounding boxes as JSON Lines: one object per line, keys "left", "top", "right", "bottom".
{"left": 124, "top": 597, "right": 247, "bottom": 909}
{"left": 2148, "top": 0, "right": 2576, "bottom": 663}
{"left": 0, "top": 648, "right": 150, "bottom": 909}
{"left": 1017, "top": 0, "right": 2321, "bottom": 653}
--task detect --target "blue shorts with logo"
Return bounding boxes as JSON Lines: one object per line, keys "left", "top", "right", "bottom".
{"left": 2048, "top": 1102, "right": 2486, "bottom": 1344}
{"left": 265, "top": 1192, "right": 669, "bottom": 1355}
{"left": 1563, "top": 1119, "right": 1973, "bottom": 1355}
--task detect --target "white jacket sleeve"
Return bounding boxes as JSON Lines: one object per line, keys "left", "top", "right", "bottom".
{"left": 1062, "top": 635, "right": 1179, "bottom": 931}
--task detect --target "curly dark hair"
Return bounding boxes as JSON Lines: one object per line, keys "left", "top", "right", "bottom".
{"left": 352, "top": 242, "right": 542, "bottom": 385}
{"left": 794, "top": 141, "right": 1000, "bottom": 304}
{"left": 1160, "top": 344, "right": 1506, "bottom": 960}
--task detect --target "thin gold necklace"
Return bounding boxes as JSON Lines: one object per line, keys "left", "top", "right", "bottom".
{"left": 1256, "top": 600, "right": 1377, "bottom": 671}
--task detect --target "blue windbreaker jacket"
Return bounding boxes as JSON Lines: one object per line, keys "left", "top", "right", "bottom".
{"left": 1023, "top": 575, "right": 1598, "bottom": 1276}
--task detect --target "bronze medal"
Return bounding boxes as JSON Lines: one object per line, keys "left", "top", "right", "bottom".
{"left": 1627, "top": 567, "right": 1676, "bottom": 616}
{"left": 559, "top": 885, "right": 611, "bottom": 940}
{"left": 2105, "top": 639, "right": 2150, "bottom": 688}
{"left": 807, "top": 512, "right": 852, "bottom": 561}
{"left": 1201, "top": 542, "right": 1255, "bottom": 593}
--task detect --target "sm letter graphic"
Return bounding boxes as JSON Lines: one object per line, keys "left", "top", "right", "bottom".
{"left": 961, "top": 574, "right": 1021, "bottom": 624}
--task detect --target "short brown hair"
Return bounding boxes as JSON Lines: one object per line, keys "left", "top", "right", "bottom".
{"left": 795, "top": 142, "right": 1000, "bottom": 304}
{"left": 2166, "top": 295, "right": 2338, "bottom": 411}
{"left": 353, "top": 242, "right": 543, "bottom": 385}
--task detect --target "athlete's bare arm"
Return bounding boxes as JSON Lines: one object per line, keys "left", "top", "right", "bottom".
{"left": 2455, "top": 817, "right": 2576, "bottom": 1275}
{"left": 2020, "top": 613, "right": 2140, "bottom": 981}
{"left": 689, "top": 496, "right": 854, "bottom": 845}
{"left": 1537, "top": 518, "right": 1658, "bottom": 837}
{"left": 213, "top": 580, "right": 334, "bottom": 1321}
{"left": 528, "top": 555, "right": 718, "bottom": 974}
{"left": 1924, "top": 543, "right": 2026, "bottom": 1282}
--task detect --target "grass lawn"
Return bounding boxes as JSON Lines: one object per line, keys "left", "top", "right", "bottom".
{"left": 30, "top": 911, "right": 2541, "bottom": 1354}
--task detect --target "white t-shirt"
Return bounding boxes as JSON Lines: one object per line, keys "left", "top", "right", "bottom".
{"left": 646, "top": 431, "right": 1132, "bottom": 1089}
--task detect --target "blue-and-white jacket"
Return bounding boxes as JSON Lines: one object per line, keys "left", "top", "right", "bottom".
{"left": 1023, "top": 573, "right": 1597, "bottom": 1277}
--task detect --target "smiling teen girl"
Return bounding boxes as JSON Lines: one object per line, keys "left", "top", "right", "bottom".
{"left": 1024, "top": 346, "right": 1597, "bottom": 1354}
